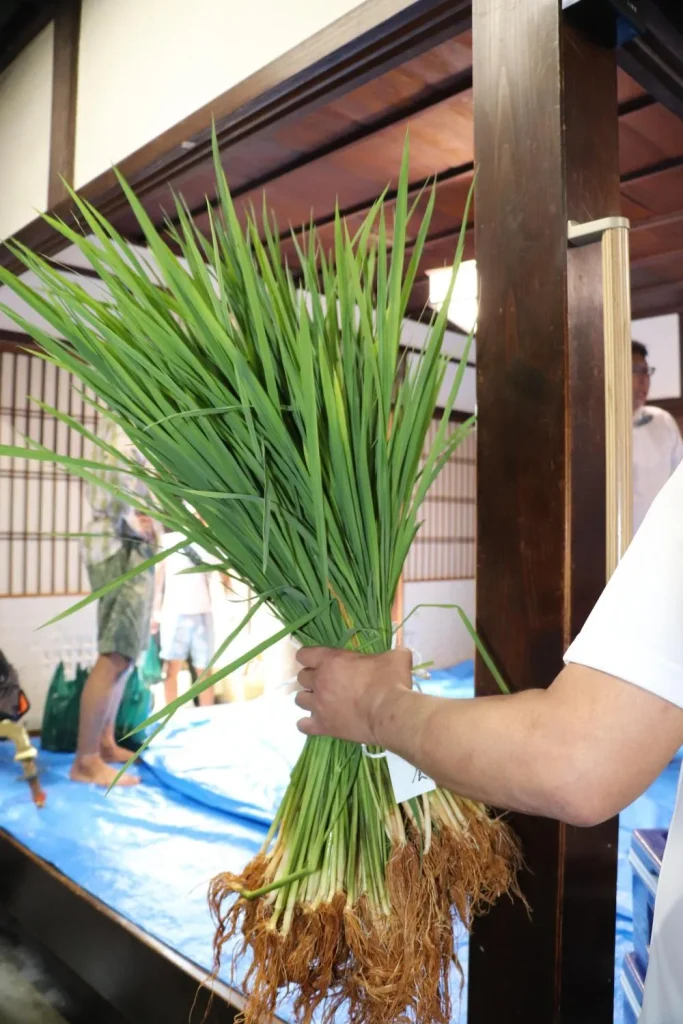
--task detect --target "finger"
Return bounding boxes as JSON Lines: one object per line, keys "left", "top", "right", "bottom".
{"left": 297, "top": 715, "right": 321, "bottom": 736}
{"left": 294, "top": 690, "right": 314, "bottom": 712}
{"left": 296, "top": 646, "right": 327, "bottom": 669}
{"left": 296, "top": 667, "right": 315, "bottom": 691}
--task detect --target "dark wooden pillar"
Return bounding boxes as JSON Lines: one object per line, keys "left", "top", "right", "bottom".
{"left": 471, "top": 1, "right": 621, "bottom": 1022}
{"left": 48, "top": 0, "right": 82, "bottom": 208}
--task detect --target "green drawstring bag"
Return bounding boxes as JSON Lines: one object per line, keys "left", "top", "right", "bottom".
{"left": 41, "top": 662, "right": 90, "bottom": 753}
{"left": 139, "top": 636, "right": 163, "bottom": 688}
{"left": 115, "top": 665, "right": 153, "bottom": 750}
{"left": 115, "top": 637, "right": 159, "bottom": 750}
{"left": 41, "top": 650, "right": 155, "bottom": 754}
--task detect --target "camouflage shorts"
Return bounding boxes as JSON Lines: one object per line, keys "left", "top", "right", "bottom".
{"left": 87, "top": 541, "right": 155, "bottom": 662}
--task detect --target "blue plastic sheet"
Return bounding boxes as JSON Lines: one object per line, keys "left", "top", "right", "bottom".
{"left": 614, "top": 753, "right": 680, "bottom": 1023}
{"left": 141, "top": 663, "right": 477, "bottom": 824}
{"left": 0, "top": 659, "right": 678, "bottom": 1024}
{"left": 142, "top": 692, "right": 304, "bottom": 824}
{"left": 0, "top": 743, "right": 266, "bottom": 994}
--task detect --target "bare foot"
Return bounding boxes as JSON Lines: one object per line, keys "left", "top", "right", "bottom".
{"left": 100, "top": 741, "right": 137, "bottom": 764}
{"left": 70, "top": 755, "right": 140, "bottom": 787}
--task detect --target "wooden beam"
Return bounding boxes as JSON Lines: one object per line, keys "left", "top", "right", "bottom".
{"left": 165, "top": 65, "right": 474, "bottom": 236}
{"left": 618, "top": 32, "right": 683, "bottom": 123}
{"left": 279, "top": 161, "right": 474, "bottom": 243}
{"left": 0, "top": 329, "right": 40, "bottom": 352}
{"left": 632, "top": 280, "right": 683, "bottom": 318}
{"left": 631, "top": 209, "right": 683, "bottom": 234}
{"left": 471, "top": 1, "right": 620, "bottom": 1021}
{"left": 48, "top": 0, "right": 81, "bottom": 207}
{"left": 0, "top": 830, "right": 270, "bottom": 1024}
{"left": 1, "top": 0, "right": 472, "bottom": 273}
{"left": 617, "top": 92, "right": 656, "bottom": 116}
{"left": 631, "top": 245, "right": 683, "bottom": 270}
{"left": 282, "top": 147, "right": 683, "bottom": 283}
{"left": 621, "top": 152, "right": 683, "bottom": 185}
{"left": 44, "top": 255, "right": 101, "bottom": 279}
{"left": 156, "top": 60, "right": 675, "bottom": 250}
{"left": 109, "top": 0, "right": 472, "bottom": 212}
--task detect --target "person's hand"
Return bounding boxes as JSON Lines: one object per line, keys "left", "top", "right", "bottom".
{"left": 294, "top": 647, "right": 413, "bottom": 745}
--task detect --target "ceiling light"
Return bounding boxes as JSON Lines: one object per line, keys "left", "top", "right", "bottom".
{"left": 426, "top": 260, "right": 478, "bottom": 335}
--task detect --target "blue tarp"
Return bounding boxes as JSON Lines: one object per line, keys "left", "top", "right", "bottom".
{"left": 615, "top": 753, "right": 681, "bottom": 1009}
{"left": 140, "top": 663, "right": 476, "bottom": 824}
{"left": 0, "top": 660, "right": 678, "bottom": 1023}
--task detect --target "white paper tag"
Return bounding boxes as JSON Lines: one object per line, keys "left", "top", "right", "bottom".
{"left": 386, "top": 751, "right": 437, "bottom": 805}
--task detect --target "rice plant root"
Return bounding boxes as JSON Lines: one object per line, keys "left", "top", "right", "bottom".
{"left": 209, "top": 792, "right": 522, "bottom": 1024}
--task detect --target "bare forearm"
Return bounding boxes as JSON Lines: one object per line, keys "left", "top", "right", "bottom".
{"left": 373, "top": 687, "right": 571, "bottom": 819}
{"left": 297, "top": 649, "right": 683, "bottom": 828}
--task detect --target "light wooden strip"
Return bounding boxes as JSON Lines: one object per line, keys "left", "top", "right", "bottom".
{"left": 603, "top": 225, "right": 633, "bottom": 577}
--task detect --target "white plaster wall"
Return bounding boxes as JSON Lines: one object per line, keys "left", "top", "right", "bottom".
{"left": 402, "top": 579, "right": 475, "bottom": 669}
{"left": 0, "top": 24, "right": 53, "bottom": 241}
{"left": 405, "top": 351, "right": 476, "bottom": 414}
{"left": 75, "top": 0, "right": 390, "bottom": 187}
{"left": 402, "top": 320, "right": 476, "bottom": 414}
{"left": 0, "top": 596, "right": 97, "bottom": 731}
{"left": 632, "top": 314, "right": 681, "bottom": 400}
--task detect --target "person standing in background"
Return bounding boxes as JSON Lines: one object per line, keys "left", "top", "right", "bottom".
{"left": 71, "top": 422, "right": 157, "bottom": 787}
{"left": 632, "top": 340, "right": 683, "bottom": 533}
{"left": 154, "top": 529, "right": 218, "bottom": 707}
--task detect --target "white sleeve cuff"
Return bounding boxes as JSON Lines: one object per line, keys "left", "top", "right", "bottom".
{"left": 565, "top": 640, "right": 683, "bottom": 712}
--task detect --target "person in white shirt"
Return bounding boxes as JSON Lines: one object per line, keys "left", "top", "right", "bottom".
{"left": 154, "top": 531, "right": 218, "bottom": 707}
{"left": 632, "top": 340, "right": 683, "bottom": 533}
{"left": 294, "top": 460, "right": 683, "bottom": 1023}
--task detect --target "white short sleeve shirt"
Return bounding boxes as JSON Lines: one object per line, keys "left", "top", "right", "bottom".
{"left": 565, "top": 461, "right": 683, "bottom": 1023}
{"left": 160, "top": 532, "right": 215, "bottom": 623}
{"left": 633, "top": 405, "right": 683, "bottom": 534}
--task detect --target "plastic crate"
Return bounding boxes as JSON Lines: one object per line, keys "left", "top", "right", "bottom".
{"left": 620, "top": 951, "right": 645, "bottom": 1024}
{"left": 629, "top": 828, "right": 667, "bottom": 975}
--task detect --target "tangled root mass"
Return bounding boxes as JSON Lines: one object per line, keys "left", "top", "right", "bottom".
{"left": 209, "top": 792, "right": 522, "bottom": 1024}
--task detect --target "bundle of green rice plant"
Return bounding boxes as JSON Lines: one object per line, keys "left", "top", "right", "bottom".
{"left": 0, "top": 140, "right": 520, "bottom": 1024}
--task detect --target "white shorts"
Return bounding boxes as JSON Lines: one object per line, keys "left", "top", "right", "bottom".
{"left": 160, "top": 612, "right": 214, "bottom": 669}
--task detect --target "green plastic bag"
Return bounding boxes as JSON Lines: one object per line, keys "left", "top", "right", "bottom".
{"left": 115, "top": 665, "right": 153, "bottom": 749}
{"left": 41, "top": 656, "right": 154, "bottom": 754}
{"left": 139, "top": 636, "right": 163, "bottom": 688}
{"left": 41, "top": 662, "right": 90, "bottom": 753}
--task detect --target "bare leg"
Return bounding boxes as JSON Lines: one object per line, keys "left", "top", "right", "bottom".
{"left": 100, "top": 664, "right": 136, "bottom": 763}
{"left": 70, "top": 653, "right": 139, "bottom": 786}
{"left": 164, "top": 660, "right": 183, "bottom": 706}
{"left": 195, "top": 668, "right": 215, "bottom": 707}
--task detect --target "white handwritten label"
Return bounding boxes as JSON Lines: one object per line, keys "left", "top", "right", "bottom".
{"left": 386, "top": 752, "right": 437, "bottom": 805}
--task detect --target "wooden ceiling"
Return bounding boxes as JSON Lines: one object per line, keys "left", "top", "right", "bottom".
{"left": 21, "top": 25, "right": 683, "bottom": 323}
